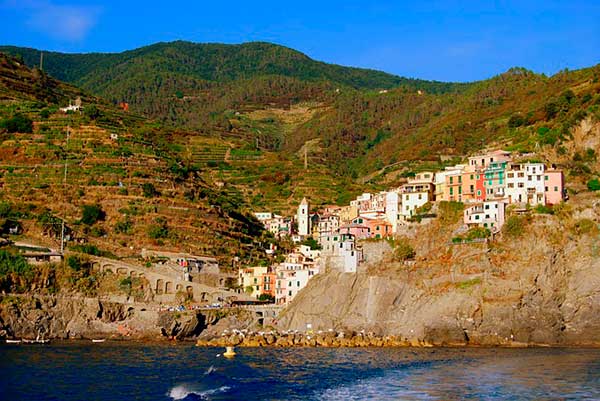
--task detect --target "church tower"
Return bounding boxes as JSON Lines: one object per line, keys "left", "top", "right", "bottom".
{"left": 297, "top": 197, "right": 310, "bottom": 236}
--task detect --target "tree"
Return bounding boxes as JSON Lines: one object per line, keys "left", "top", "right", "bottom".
{"left": 81, "top": 204, "right": 105, "bottom": 225}
{"left": 141, "top": 183, "right": 159, "bottom": 198}
{"left": 0, "top": 114, "right": 33, "bottom": 133}
{"left": 84, "top": 105, "right": 101, "bottom": 120}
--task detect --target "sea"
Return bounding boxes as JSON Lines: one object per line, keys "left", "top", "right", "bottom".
{"left": 1, "top": 342, "right": 599, "bottom": 400}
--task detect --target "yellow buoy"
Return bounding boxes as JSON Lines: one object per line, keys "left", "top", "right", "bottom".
{"left": 223, "top": 346, "right": 236, "bottom": 358}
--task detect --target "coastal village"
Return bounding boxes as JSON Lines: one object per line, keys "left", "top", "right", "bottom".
{"left": 242, "top": 149, "right": 566, "bottom": 306}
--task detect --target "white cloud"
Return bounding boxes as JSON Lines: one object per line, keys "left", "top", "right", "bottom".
{"left": 3, "top": 0, "right": 101, "bottom": 41}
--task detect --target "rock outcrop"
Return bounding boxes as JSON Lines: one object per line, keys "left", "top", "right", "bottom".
{"left": 278, "top": 218, "right": 600, "bottom": 347}
{"left": 0, "top": 295, "right": 255, "bottom": 341}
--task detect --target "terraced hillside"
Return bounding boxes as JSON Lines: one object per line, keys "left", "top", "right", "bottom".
{"left": 0, "top": 53, "right": 270, "bottom": 267}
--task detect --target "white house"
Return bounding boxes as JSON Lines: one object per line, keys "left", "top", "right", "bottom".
{"left": 400, "top": 173, "right": 434, "bottom": 220}
{"left": 254, "top": 212, "right": 273, "bottom": 221}
{"left": 321, "top": 233, "right": 363, "bottom": 273}
{"left": 505, "top": 163, "right": 546, "bottom": 205}
{"left": 464, "top": 200, "right": 506, "bottom": 231}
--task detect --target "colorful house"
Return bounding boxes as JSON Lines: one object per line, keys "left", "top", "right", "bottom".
{"left": 468, "top": 150, "right": 512, "bottom": 170}
{"left": 544, "top": 170, "right": 565, "bottom": 205}
{"left": 484, "top": 161, "right": 509, "bottom": 199}
{"left": 238, "top": 265, "right": 276, "bottom": 299}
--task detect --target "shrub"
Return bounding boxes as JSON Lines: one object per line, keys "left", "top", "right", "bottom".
{"left": 84, "top": 105, "right": 100, "bottom": 120}
{"left": 508, "top": 114, "right": 525, "bottom": 128}
{"left": 40, "top": 108, "right": 51, "bottom": 119}
{"left": 502, "top": 215, "right": 527, "bottom": 238}
{"left": 438, "top": 201, "right": 464, "bottom": 224}
{"left": 465, "top": 227, "right": 491, "bottom": 240}
{"left": 148, "top": 218, "right": 169, "bottom": 239}
{"left": 0, "top": 250, "right": 33, "bottom": 292}
{"left": 81, "top": 204, "right": 105, "bottom": 225}
{"left": 114, "top": 219, "right": 133, "bottom": 234}
{"left": 141, "top": 183, "right": 159, "bottom": 198}
{"left": 587, "top": 179, "right": 600, "bottom": 191}
{"left": 393, "top": 237, "right": 416, "bottom": 262}
{"left": 572, "top": 219, "right": 598, "bottom": 236}
{"left": 534, "top": 204, "right": 554, "bottom": 214}
{"left": 301, "top": 237, "right": 321, "bottom": 250}
{"left": 258, "top": 293, "right": 275, "bottom": 302}
{"left": 0, "top": 114, "right": 33, "bottom": 133}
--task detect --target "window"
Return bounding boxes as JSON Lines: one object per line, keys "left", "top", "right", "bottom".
{"left": 507, "top": 173, "right": 514, "bottom": 178}
{"left": 288, "top": 281, "right": 292, "bottom": 287}
{"left": 485, "top": 204, "right": 490, "bottom": 210}
{"left": 508, "top": 183, "right": 514, "bottom": 188}
{"left": 475, "top": 215, "right": 480, "bottom": 220}
{"left": 470, "top": 175, "right": 474, "bottom": 180}
{"left": 470, "top": 185, "right": 474, "bottom": 192}
{"left": 554, "top": 186, "right": 558, "bottom": 192}
{"left": 458, "top": 187, "right": 462, "bottom": 194}
{"left": 450, "top": 188, "right": 453, "bottom": 195}
{"left": 449, "top": 177, "right": 453, "bottom": 184}
{"left": 288, "top": 291, "right": 292, "bottom": 296}
{"left": 418, "top": 194, "right": 422, "bottom": 200}
{"left": 545, "top": 186, "right": 548, "bottom": 191}
{"left": 545, "top": 175, "right": 549, "bottom": 181}
{"left": 253, "top": 278, "right": 257, "bottom": 284}
{"left": 477, "top": 190, "right": 481, "bottom": 196}
{"left": 297, "top": 281, "right": 300, "bottom": 287}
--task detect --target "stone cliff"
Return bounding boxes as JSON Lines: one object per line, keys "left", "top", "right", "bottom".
{"left": 278, "top": 212, "right": 600, "bottom": 346}
{"left": 0, "top": 295, "right": 255, "bottom": 341}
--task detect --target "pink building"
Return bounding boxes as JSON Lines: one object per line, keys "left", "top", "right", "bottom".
{"left": 339, "top": 221, "right": 370, "bottom": 240}
{"left": 544, "top": 170, "right": 565, "bottom": 205}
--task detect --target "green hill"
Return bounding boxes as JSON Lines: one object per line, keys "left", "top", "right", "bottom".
{"left": 0, "top": 41, "right": 466, "bottom": 92}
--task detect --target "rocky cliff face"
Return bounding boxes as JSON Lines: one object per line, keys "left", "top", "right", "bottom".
{"left": 279, "top": 216, "right": 600, "bottom": 346}
{"left": 0, "top": 295, "right": 255, "bottom": 341}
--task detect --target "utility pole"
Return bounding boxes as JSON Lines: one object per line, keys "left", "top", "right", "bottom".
{"left": 304, "top": 146, "right": 308, "bottom": 170}
{"left": 39, "top": 51, "right": 44, "bottom": 71}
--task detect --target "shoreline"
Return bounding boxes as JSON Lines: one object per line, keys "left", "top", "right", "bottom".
{"left": 194, "top": 331, "right": 600, "bottom": 349}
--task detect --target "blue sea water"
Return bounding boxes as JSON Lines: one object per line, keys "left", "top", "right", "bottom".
{"left": 1, "top": 343, "right": 599, "bottom": 400}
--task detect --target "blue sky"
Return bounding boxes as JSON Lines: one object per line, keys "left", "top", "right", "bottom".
{"left": 0, "top": 0, "right": 598, "bottom": 82}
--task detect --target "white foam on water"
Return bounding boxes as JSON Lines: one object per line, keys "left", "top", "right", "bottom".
{"left": 167, "top": 384, "right": 230, "bottom": 400}
{"left": 318, "top": 373, "right": 435, "bottom": 401}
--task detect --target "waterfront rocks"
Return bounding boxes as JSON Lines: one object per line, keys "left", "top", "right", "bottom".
{"left": 195, "top": 330, "right": 436, "bottom": 348}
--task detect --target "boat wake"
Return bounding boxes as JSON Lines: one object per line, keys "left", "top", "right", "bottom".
{"left": 167, "top": 384, "right": 230, "bottom": 400}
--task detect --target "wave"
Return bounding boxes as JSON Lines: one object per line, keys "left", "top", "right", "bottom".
{"left": 167, "top": 384, "right": 230, "bottom": 400}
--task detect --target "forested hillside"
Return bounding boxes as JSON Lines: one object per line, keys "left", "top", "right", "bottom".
{"left": 3, "top": 42, "right": 598, "bottom": 183}
{"left": 0, "top": 42, "right": 467, "bottom": 134}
